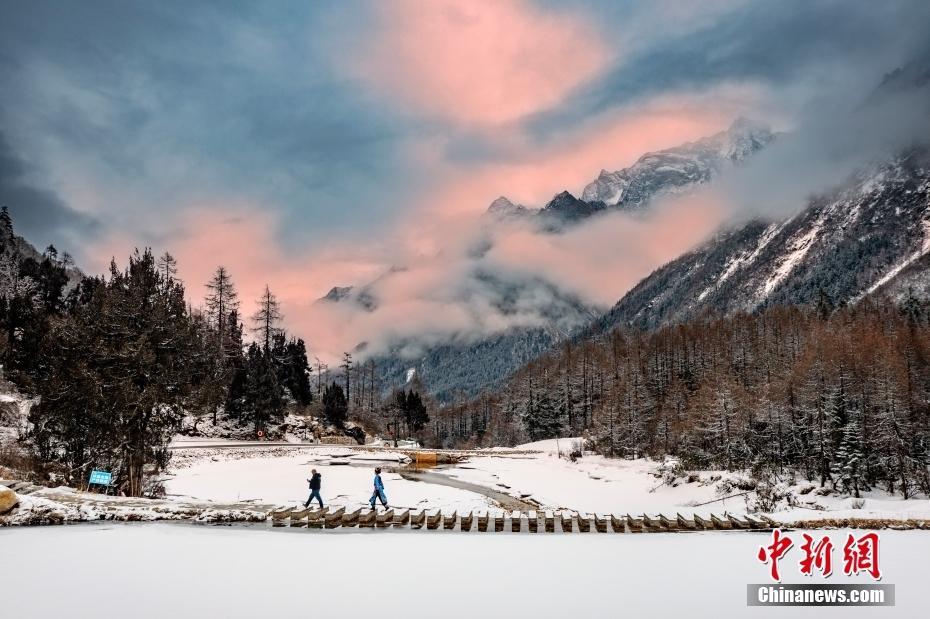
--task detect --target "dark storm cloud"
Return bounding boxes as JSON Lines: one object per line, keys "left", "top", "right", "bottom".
{"left": 527, "top": 0, "right": 930, "bottom": 143}
{"left": 0, "top": 130, "right": 100, "bottom": 249}
{"left": 0, "top": 0, "right": 415, "bottom": 251}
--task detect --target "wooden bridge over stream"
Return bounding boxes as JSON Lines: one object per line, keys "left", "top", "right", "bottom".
{"left": 269, "top": 507, "right": 778, "bottom": 533}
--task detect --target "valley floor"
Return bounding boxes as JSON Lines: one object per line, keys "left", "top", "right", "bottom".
{"left": 163, "top": 438, "right": 930, "bottom": 523}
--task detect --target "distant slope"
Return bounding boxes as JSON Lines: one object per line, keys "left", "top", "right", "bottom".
{"left": 594, "top": 148, "right": 930, "bottom": 332}
{"left": 0, "top": 207, "right": 83, "bottom": 288}
{"left": 361, "top": 272, "right": 599, "bottom": 401}
{"left": 371, "top": 326, "right": 562, "bottom": 403}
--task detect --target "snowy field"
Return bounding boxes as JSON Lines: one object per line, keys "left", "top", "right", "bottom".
{"left": 448, "top": 440, "right": 930, "bottom": 520}
{"left": 2, "top": 524, "right": 927, "bottom": 618}
{"left": 165, "top": 448, "right": 494, "bottom": 512}
{"left": 164, "top": 439, "right": 930, "bottom": 520}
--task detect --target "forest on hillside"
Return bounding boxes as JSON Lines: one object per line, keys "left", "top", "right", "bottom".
{"left": 0, "top": 207, "right": 434, "bottom": 495}
{"left": 433, "top": 296, "right": 930, "bottom": 498}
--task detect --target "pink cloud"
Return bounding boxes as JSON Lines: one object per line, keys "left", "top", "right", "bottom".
{"left": 81, "top": 90, "right": 763, "bottom": 365}
{"left": 351, "top": 0, "right": 611, "bottom": 126}
{"left": 84, "top": 205, "right": 390, "bottom": 361}
{"left": 407, "top": 88, "right": 759, "bottom": 225}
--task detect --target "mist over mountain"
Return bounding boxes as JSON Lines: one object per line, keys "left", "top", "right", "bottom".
{"left": 590, "top": 56, "right": 930, "bottom": 335}
{"left": 594, "top": 148, "right": 930, "bottom": 334}
{"left": 322, "top": 120, "right": 777, "bottom": 399}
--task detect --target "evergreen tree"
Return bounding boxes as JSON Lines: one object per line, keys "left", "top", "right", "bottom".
{"left": 280, "top": 337, "right": 313, "bottom": 405}
{"left": 251, "top": 284, "right": 282, "bottom": 352}
{"left": 31, "top": 249, "right": 207, "bottom": 496}
{"left": 0, "top": 206, "right": 13, "bottom": 248}
{"left": 157, "top": 252, "right": 178, "bottom": 287}
{"left": 342, "top": 352, "right": 353, "bottom": 406}
{"left": 322, "top": 382, "right": 348, "bottom": 427}
{"left": 832, "top": 410, "right": 866, "bottom": 497}
{"left": 205, "top": 266, "right": 239, "bottom": 359}
{"left": 243, "top": 343, "right": 284, "bottom": 432}
{"left": 404, "top": 390, "right": 430, "bottom": 433}
{"left": 523, "top": 389, "right": 561, "bottom": 441}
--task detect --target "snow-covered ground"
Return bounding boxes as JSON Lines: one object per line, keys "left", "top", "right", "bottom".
{"left": 448, "top": 449, "right": 733, "bottom": 515}
{"left": 2, "top": 524, "right": 926, "bottom": 618}
{"left": 163, "top": 439, "right": 930, "bottom": 521}
{"left": 165, "top": 448, "right": 494, "bottom": 512}
{"left": 455, "top": 439, "right": 930, "bottom": 521}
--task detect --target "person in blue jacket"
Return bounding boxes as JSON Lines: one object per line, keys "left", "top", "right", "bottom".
{"left": 369, "top": 467, "right": 388, "bottom": 510}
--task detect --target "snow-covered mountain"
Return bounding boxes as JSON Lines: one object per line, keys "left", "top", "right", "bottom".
{"left": 594, "top": 148, "right": 930, "bottom": 332}
{"left": 581, "top": 117, "right": 774, "bottom": 209}
{"left": 325, "top": 120, "right": 777, "bottom": 400}
{"left": 485, "top": 118, "right": 773, "bottom": 230}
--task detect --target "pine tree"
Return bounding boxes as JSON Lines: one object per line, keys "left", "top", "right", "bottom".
{"left": 157, "top": 252, "right": 178, "bottom": 287}
{"left": 523, "top": 389, "right": 561, "bottom": 441}
{"left": 405, "top": 390, "right": 430, "bottom": 433}
{"left": 832, "top": 410, "right": 866, "bottom": 497}
{"left": 342, "top": 352, "right": 353, "bottom": 406}
{"left": 243, "top": 343, "right": 284, "bottom": 432}
{"left": 0, "top": 206, "right": 13, "bottom": 247}
{"left": 278, "top": 337, "right": 312, "bottom": 405}
{"left": 322, "top": 382, "right": 348, "bottom": 426}
{"left": 205, "top": 266, "right": 239, "bottom": 359}
{"left": 251, "top": 284, "right": 282, "bottom": 352}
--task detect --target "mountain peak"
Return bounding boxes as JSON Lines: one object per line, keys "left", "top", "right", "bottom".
{"left": 539, "top": 190, "right": 604, "bottom": 225}
{"left": 581, "top": 117, "right": 774, "bottom": 207}
{"left": 486, "top": 195, "right": 530, "bottom": 218}
{"left": 320, "top": 286, "right": 353, "bottom": 303}
{"left": 487, "top": 196, "right": 515, "bottom": 212}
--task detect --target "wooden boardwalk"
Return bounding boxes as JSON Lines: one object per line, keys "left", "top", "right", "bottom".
{"left": 269, "top": 507, "right": 778, "bottom": 533}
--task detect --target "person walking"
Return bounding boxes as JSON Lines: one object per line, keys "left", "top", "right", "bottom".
{"left": 369, "top": 467, "right": 388, "bottom": 510}
{"left": 304, "top": 468, "right": 323, "bottom": 509}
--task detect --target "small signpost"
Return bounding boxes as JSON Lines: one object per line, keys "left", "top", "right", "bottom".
{"left": 88, "top": 469, "right": 114, "bottom": 494}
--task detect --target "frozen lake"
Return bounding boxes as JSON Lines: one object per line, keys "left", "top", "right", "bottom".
{"left": 2, "top": 524, "right": 926, "bottom": 618}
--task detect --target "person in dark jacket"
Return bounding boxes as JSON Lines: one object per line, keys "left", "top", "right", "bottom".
{"left": 369, "top": 467, "right": 388, "bottom": 510}
{"left": 304, "top": 469, "right": 323, "bottom": 508}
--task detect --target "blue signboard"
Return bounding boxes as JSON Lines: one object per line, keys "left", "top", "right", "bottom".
{"left": 89, "top": 470, "right": 112, "bottom": 486}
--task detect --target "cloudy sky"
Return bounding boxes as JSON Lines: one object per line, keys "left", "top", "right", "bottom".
{"left": 1, "top": 1, "right": 928, "bottom": 360}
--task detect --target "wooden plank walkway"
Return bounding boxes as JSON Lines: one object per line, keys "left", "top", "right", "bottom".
{"left": 266, "top": 507, "right": 780, "bottom": 533}
{"left": 3, "top": 477, "right": 925, "bottom": 530}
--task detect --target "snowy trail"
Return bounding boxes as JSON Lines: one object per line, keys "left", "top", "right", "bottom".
{"left": 398, "top": 469, "right": 538, "bottom": 511}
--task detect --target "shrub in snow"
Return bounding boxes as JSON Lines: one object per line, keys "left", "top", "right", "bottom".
{"left": 566, "top": 439, "right": 584, "bottom": 462}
